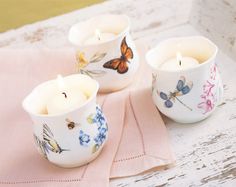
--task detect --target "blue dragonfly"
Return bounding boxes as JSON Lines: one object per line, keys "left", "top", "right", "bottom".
{"left": 158, "top": 76, "right": 193, "bottom": 111}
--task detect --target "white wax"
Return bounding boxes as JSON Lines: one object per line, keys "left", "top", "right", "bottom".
{"left": 84, "top": 32, "right": 116, "bottom": 45}
{"left": 46, "top": 89, "right": 87, "bottom": 115}
{"left": 159, "top": 56, "right": 199, "bottom": 71}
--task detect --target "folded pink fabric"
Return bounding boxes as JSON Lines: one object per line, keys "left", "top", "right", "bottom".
{"left": 0, "top": 49, "right": 174, "bottom": 187}
{"left": 110, "top": 89, "right": 174, "bottom": 178}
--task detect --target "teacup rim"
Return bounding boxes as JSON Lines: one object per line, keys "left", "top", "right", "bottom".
{"left": 146, "top": 36, "right": 218, "bottom": 73}
{"left": 22, "top": 74, "right": 99, "bottom": 118}
{"left": 68, "top": 14, "right": 130, "bottom": 47}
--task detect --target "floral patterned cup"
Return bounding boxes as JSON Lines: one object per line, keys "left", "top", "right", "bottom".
{"left": 68, "top": 14, "right": 139, "bottom": 93}
{"left": 22, "top": 74, "right": 108, "bottom": 168}
{"left": 146, "top": 36, "right": 223, "bottom": 123}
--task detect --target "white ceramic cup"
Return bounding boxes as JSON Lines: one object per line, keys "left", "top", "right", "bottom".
{"left": 146, "top": 36, "right": 223, "bottom": 123}
{"left": 68, "top": 14, "right": 139, "bottom": 93}
{"left": 22, "top": 74, "right": 108, "bottom": 168}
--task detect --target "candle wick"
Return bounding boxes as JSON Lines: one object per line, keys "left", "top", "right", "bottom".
{"left": 62, "top": 92, "right": 67, "bottom": 98}
{"left": 179, "top": 60, "right": 181, "bottom": 66}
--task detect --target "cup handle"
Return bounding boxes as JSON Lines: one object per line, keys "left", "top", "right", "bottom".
{"left": 216, "top": 78, "right": 224, "bottom": 106}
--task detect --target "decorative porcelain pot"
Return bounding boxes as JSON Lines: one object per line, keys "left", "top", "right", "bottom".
{"left": 146, "top": 36, "right": 223, "bottom": 123}
{"left": 22, "top": 74, "right": 108, "bottom": 168}
{"left": 68, "top": 14, "right": 139, "bottom": 93}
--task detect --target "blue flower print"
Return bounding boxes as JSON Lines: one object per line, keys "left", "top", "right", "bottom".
{"left": 94, "top": 106, "right": 106, "bottom": 129}
{"left": 94, "top": 127, "right": 107, "bottom": 147}
{"left": 79, "top": 130, "right": 90, "bottom": 147}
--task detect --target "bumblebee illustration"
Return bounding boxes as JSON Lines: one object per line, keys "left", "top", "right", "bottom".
{"left": 65, "top": 118, "right": 80, "bottom": 130}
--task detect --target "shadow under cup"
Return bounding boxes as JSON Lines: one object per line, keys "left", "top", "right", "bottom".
{"left": 146, "top": 36, "right": 223, "bottom": 123}
{"left": 22, "top": 74, "right": 108, "bottom": 168}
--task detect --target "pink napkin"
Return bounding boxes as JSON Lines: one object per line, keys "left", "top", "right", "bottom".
{"left": 0, "top": 49, "right": 174, "bottom": 187}
{"left": 110, "top": 90, "right": 174, "bottom": 178}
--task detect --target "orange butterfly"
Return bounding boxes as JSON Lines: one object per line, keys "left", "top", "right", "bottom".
{"left": 103, "top": 37, "right": 133, "bottom": 74}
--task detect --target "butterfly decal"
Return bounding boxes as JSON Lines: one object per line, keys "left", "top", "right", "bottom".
{"left": 103, "top": 37, "right": 133, "bottom": 74}
{"left": 33, "top": 124, "right": 69, "bottom": 159}
{"left": 34, "top": 134, "right": 48, "bottom": 158}
{"left": 158, "top": 76, "right": 193, "bottom": 111}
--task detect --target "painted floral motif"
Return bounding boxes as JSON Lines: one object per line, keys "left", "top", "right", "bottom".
{"left": 94, "top": 127, "right": 107, "bottom": 145}
{"left": 76, "top": 51, "right": 107, "bottom": 77}
{"left": 210, "top": 63, "right": 217, "bottom": 80}
{"left": 79, "top": 130, "right": 90, "bottom": 147}
{"left": 198, "top": 66, "right": 217, "bottom": 114}
{"left": 157, "top": 76, "right": 193, "bottom": 111}
{"left": 34, "top": 124, "right": 69, "bottom": 159}
{"left": 198, "top": 94, "right": 216, "bottom": 114}
{"left": 203, "top": 81, "right": 215, "bottom": 97}
{"left": 87, "top": 106, "right": 108, "bottom": 153}
{"left": 94, "top": 106, "right": 107, "bottom": 128}
{"left": 87, "top": 106, "right": 106, "bottom": 127}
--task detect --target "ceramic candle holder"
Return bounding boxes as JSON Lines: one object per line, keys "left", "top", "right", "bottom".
{"left": 22, "top": 74, "right": 108, "bottom": 168}
{"left": 68, "top": 14, "right": 139, "bottom": 93}
{"left": 146, "top": 36, "right": 223, "bottom": 123}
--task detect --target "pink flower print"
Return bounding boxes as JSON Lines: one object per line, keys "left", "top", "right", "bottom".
{"left": 198, "top": 95, "right": 215, "bottom": 114}
{"left": 198, "top": 79, "right": 216, "bottom": 114}
{"left": 203, "top": 81, "right": 215, "bottom": 97}
{"left": 210, "top": 64, "right": 217, "bottom": 80}
{"left": 198, "top": 63, "right": 218, "bottom": 114}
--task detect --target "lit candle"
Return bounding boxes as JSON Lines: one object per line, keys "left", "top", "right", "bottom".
{"left": 46, "top": 75, "right": 87, "bottom": 115}
{"left": 84, "top": 29, "right": 116, "bottom": 45}
{"left": 159, "top": 52, "right": 199, "bottom": 71}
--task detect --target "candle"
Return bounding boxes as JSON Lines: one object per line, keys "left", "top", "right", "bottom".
{"left": 159, "top": 52, "right": 199, "bottom": 71}
{"left": 46, "top": 75, "right": 87, "bottom": 115}
{"left": 84, "top": 29, "right": 116, "bottom": 45}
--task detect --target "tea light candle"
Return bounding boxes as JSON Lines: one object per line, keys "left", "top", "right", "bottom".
{"left": 46, "top": 75, "right": 87, "bottom": 115}
{"left": 84, "top": 29, "right": 116, "bottom": 45}
{"left": 160, "top": 52, "right": 199, "bottom": 71}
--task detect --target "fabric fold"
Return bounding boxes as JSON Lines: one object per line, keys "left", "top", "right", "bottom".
{"left": 0, "top": 90, "right": 127, "bottom": 187}
{"left": 0, "top": 49, "right": 175, "bottom": 187}
{"left": 110, "top": 89, "right": 175, "bottom": 178}
{"left": 81, "top": 91, "right": 127, "bottom": 187}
